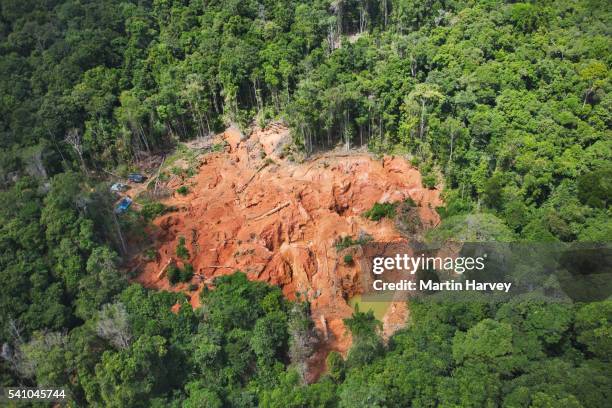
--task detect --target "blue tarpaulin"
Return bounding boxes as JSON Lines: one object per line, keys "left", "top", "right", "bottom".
{"left": 115, "top": 197, "right": 132, "bottom": 214}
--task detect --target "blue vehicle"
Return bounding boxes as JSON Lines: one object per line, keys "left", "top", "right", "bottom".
{"left": 115, "top": 197, "right": 133, "bottom": 214}
{"left": 128, "top": 173, "right": 145, "bottom": 183}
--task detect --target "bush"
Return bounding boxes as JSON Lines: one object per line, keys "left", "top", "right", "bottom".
{"left": 211, "top": 143, "right": 225, "bottom": 152}
{"left": 143, "top": 248, "right": 157, "bottom": 261}
{"left": 167, "top": 265, "right": 181, "bottom": 285}
{"left": 177, "top": 186, "right": 189, "bottom": 195}
{"left": 182, "top": 263, "right": 194, "bottom": 281}
{"left": 334, "top": 234, "right": 372, "bottom": 251}
{"left": 343, "top": 254, "right": 354, "bottom": 265}
{"left": 176, "top": 237, "right": 190, "bottom": 260}
{"left": 167, "top": 263, "right": 194, "bottom": 285}
{"left": 327, "top": 351, "right": 346, "bottom": 383}
{"left": 335, "top": 236, "right": 357, "bottom": 251}
{"left": 141, "top": 201, "right": 166, "bottom": 221}
{"left": 403, "top": 196, "right": 416, "bottom": 207}
{"left": 363, "top": 202, "right": 397, "bottom": 221}
{"left": 422, "top": 174, "right": 437, "bottom": 189}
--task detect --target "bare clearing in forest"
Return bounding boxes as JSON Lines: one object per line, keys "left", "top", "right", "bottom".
{"left": 132, "top": 123, "right": 442, "bottom": 380}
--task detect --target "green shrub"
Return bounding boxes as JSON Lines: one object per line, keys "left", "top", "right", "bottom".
{"left": 141, "top": 201, "right": 166, "bottom": 221}
{"left": 143, "top": 248, "right": 157, "bottom": 261}
{"left": 167, "top": 265, "right": 181, "bottom": 285}
{"left": 177, "top": 186, "right": 189, "bottom": 195}
{"left": 334, "top": 234, "right": 373, "bottom": 251}
{"left": 167, "top": 263, "right": 194, "bottom": 285}
{"left": 176, "top": 237, "right": 190, "bottom": 260}
{"left": 327, "top": 351, "right": 346, "bottom": 383}
{"left": 335, "top": 236, "right": 356, "bottom": 251}
{"left": 363, "top": 202, "right": 397, "bottom": 221}
{"left": 344, "top": 254, "right": 354, "bottom": 265}
{"left": 422, "top": 174, "right": 437, "bottom": 189}
{"left": 185, "top": 167, "right": 196, "bottom": 177}
{"left": 182, "top": 263, "right": 194, "bottom": 282}
{"left": 403, "top": 196, "right": 416, "bottom": 207}
{"left": 211, "top": 143, "right": 225, "bottom": 152}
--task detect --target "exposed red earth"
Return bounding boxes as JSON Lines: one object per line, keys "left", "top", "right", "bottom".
{"left": 131, "top": 124, "right": 442, "bottom": 380}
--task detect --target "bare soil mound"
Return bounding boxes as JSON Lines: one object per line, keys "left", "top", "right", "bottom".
{"left": 132, "top": 124, "right": 442, "bottom": 380}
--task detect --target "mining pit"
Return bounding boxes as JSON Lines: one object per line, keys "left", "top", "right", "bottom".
{"left": 131, "top": 123, "right": 442, "bottom": 381}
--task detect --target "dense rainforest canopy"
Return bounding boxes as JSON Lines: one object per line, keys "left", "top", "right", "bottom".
{"left": 0, "top": 0, "right": 610, "bottom": 406}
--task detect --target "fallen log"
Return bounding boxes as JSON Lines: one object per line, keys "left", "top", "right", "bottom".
{"left": 156, "top": 258, "right": 173, "bottom": 281}
{"left": 236, "top": 162, "right": 270, "bottom": 193}
{"left": 249, "top": 201, "right": 290, "bottom": 221}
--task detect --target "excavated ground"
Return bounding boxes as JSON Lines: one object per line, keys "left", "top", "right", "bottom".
{"left": 132, "top": 124, "right": 442, "bottom": 381}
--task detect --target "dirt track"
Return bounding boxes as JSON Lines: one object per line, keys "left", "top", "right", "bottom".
{"left": 133, "top": 124, "right": 442, "bottom": 380}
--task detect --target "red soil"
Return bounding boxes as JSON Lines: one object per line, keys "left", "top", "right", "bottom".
{"left": 132, "top": 124, "right": 442, "bottom": 380}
